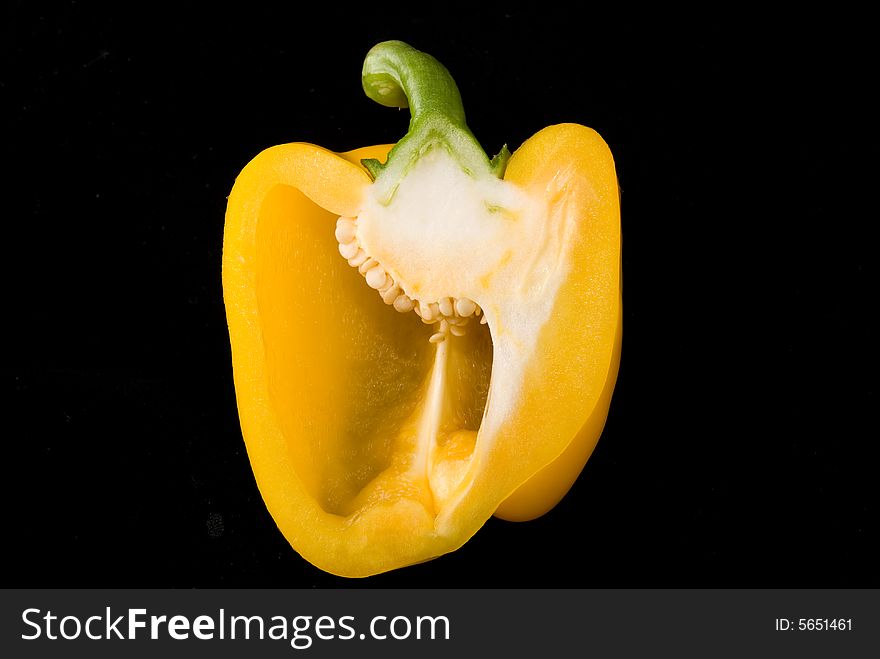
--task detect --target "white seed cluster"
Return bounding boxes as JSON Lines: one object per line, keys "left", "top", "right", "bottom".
{"left": 336, "top": 216, "right": 486, "bottom": 343}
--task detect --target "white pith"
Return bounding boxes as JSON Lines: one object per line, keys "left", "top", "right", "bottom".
{"left": 334, "top": 148, "right": 575, "bottom": 520}
{"left": 336, "top": 214, "right": 485, "bottom": 343}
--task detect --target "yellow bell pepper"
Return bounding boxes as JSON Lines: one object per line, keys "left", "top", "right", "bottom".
{"left": 222, "top": 41, "right": 621, "bottom": 577}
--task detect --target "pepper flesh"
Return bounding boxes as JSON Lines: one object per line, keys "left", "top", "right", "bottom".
{"left": 223, "top": 42, "right": 621, "bottom": 576}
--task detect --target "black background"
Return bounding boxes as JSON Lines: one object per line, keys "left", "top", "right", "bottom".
{"left": 4, "top": 5, "right": 875, "bottom": 587}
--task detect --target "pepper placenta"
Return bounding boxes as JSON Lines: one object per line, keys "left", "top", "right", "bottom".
{"left": 222, "top": 41, "right": 621, "bottom": 577}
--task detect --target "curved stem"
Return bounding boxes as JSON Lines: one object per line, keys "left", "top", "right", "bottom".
{"left": 360, "top": 41, "right": 509, "bottom": 201}
{"left": 362, "top": 40, "right": 467, "bottom": 125}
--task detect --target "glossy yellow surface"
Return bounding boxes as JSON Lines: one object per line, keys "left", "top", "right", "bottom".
{"left": 223, "top": 125, "right": 620, "bottom": 576}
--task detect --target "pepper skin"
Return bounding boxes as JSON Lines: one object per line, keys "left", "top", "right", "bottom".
{"left": 222, "top": 41, "right": 621, "bottom": 577}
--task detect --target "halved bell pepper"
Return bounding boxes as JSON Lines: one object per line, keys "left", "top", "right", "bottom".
{"left": 222, "top": 41, "right": 621, "bottom": 577}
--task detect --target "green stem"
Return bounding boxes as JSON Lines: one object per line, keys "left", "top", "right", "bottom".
{"left": 360, "top": 40, "right": 509, "bottom": 202}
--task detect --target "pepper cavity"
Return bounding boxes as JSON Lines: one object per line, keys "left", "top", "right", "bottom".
{"left": 335, "top": 215, "right": 484, "bottom": 342}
